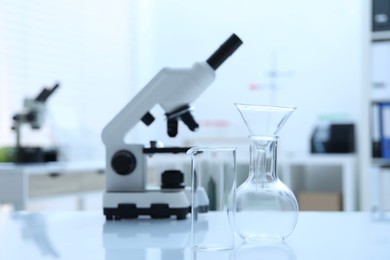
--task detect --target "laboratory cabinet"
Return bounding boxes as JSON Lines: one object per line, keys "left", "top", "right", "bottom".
{"left": 0, "top": 156, "right": 360, "bottom": 213}
{"left": 0, "top": 162, "right": 104, "bottom": 210}
{"left": 369, "top": 0, "right": 390, "bottom": 214}
{"left": 147, "top": 154, "right": 357, "bottom": 212}
{"left": 279, "top": 154, "right": 357, "bottom": 211}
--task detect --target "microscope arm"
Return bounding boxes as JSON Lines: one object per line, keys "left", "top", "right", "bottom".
{"left": 102, "top": 34, "right": 243, "bottom": 148}
{"left": 102, "top": 34, "right": 242, "bottom": 193}
{"left": 101, "top": 62, "right": 215, "bottom": 147}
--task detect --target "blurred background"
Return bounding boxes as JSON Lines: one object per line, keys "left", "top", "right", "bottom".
{"left": 0, "top": 0, "right": 388, "bottom": 214}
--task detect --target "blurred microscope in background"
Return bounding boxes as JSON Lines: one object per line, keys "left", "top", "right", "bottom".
{"left": 10, "top": 83, "right": 60, "bottom": 164}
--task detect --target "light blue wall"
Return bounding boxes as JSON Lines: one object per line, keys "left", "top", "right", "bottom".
{"left": 132, "top": 0, "right": 367, "bottom": 160}
{"left": 0, "top": 0, "right": 367, "bottom": 162}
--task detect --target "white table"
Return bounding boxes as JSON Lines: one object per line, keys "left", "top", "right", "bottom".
{"left": 0, "top": 211, "right": 389, "bottom": 260}
{"left": 280, "top": 154, "right": 356, "bottom": 211}
{"left": 0, "top": 162, "right": 104, "bottom": 210}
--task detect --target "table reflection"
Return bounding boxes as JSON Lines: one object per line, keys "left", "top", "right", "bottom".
{"left": 234, "top": 240, "right": 296, "bottom": 260}
{"left": 12, "top": 212, "right": 59, "bottom": 258}
{"left": 102, "top": 218, "right": 191, "bottom": 260}
{"left": 102, "top": 215, "right": 296, "bottom": 260}
{"left": 190, "top": 240, "right": 296, "bottom": 260}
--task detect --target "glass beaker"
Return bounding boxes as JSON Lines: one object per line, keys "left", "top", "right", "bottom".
{"left": 234, "top": 103, "right": 298, "bottom": 242}
{"left": 187, "top": 147, "right": 237, "bottom": 251}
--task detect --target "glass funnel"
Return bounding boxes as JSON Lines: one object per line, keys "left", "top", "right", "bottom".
{"left": 235, "top": 103, "right": 298, "bottom": 242}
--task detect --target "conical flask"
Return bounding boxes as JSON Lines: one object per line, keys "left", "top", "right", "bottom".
{"left": 235, "top": 103, "right": 298, "bottom": 242}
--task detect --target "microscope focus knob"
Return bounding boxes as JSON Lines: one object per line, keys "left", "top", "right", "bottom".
{"left": 111, "top": 150, "right": 136, "bottom": 175}
{"left": 161, "top": 170, "right": 185, "bottom": 189}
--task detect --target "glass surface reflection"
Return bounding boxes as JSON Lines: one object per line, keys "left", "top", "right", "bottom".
{"left": 235, "top": 240, "right": 296, "bottom": 260}
{"left": 12, "top": 212, "right": 59, "bottom": 258}
{"left": 192, "top": 249, "right": 235, "bottom": 260}
{"left": 103, "top": 218, "right": 191, "bottom": 260}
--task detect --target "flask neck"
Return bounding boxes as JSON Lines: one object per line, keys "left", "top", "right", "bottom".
{"left": 249, "top": 135, "right": 278, "bottom": 183}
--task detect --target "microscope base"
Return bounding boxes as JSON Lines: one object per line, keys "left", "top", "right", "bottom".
{"left": 103, "top": 190, "right": 191, "bottom": 220}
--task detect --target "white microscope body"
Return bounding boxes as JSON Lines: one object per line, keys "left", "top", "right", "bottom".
{"left": 102, "top": 34, "right": 242, "bottom": 220}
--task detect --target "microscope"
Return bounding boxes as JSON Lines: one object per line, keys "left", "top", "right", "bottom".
{"left": 12, "top": 83, "right": 60, "bottom": 163}
{"left": 102, "top": 34, "right": 243, "bottom": 220}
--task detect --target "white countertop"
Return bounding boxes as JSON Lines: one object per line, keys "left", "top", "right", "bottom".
{"left": 0, "top": 211, "right": 389, "bottom": 260}
{"left": 0, "top": 161, "right": 105, "bottom": 175}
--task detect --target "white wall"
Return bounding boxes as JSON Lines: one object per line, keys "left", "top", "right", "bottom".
{"left": 0, "top": 0, "right": 138, "bottom": 161}
{"left": 132, "top": 0, "right": 367, "bottom": 160}
{"left": 0, "top": 0, "right": 368, "bottom": 163}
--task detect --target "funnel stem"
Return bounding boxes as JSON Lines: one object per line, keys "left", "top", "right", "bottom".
{"left": 249, "top": 136, "right": 278, "bottom": 185}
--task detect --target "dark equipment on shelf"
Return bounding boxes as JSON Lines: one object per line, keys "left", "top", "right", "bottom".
{"left": 373, "top": 0, "right": 390, "bottom": 32}
{"left": 311, "top": 123, "right": 356, "bottom": 154}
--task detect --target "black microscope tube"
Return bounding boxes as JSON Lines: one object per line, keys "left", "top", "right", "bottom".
{"left": 206, "top": 33, "right": 243, "bottom": 70}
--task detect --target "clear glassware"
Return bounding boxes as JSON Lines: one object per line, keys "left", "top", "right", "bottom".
{"left": 234, "top": 103, "right": 299, "bottom": 242}
{"left": 187, "top": 147, "right": 237, "bottom": 251}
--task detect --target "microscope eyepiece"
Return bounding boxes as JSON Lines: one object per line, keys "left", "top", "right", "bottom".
{"left": 35, "top": 83, "right": 60, "bottom": 102}
{"left": 206, "top": 33, "right": 243, "bottom": 70}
